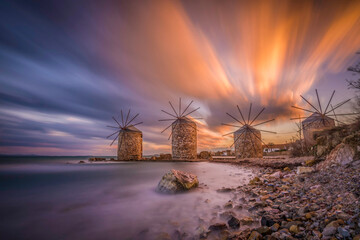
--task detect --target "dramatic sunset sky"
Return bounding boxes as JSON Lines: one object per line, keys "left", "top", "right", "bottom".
{"left": 0, "top": 0, "right": 360, "bottom": 155}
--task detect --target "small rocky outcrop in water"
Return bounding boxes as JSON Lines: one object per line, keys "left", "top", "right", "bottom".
{"left": 157, "top": 169, "right": 199, "bottom": 193}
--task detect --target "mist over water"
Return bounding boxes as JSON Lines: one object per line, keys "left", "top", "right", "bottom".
{"left": 0, "top": 157, "right": 254, "bottom": 239}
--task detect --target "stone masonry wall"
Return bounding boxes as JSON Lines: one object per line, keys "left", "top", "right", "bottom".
{"left": 172, "top": 120, "right": 197, "bottom": 160}
{"left": 234, "top": 129, "right": 262, "bottom": 159}
{"left": 117, "top": 130, "right": 143, "bottom": 160}
{"left": 303, "top": 118, "right": 335, "bottom": 146}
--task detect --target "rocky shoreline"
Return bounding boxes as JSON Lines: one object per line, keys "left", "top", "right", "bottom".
{"left": 201, "top": 158, "right": 360, "bottom": 240}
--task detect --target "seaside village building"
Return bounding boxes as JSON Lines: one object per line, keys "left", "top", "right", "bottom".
{"left": 118, "top": 126, "right": 143, "bottom": 160}
{"left": 302, "top": 112, "right": 335, "bottom": 146}
{"left": 234, "top": 126, "right": 262, "bottom": 159}
{"left": 172, "top": 117, "right": 197, "bottom": 160}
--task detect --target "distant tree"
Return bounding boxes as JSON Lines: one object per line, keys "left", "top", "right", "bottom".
{"left": 347, "top": 52, "right": 360, "bottom": 90}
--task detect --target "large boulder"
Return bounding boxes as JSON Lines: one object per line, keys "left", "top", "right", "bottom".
{"left": 317, "top": 143, "right": 355, "bottom": 170}
{"left": 157, "top": 169, "right": 199, "bottom": 193}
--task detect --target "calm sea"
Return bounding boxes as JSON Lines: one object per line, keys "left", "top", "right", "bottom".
{"left": 0, "top": 156, "right": 254, "bottom": 239}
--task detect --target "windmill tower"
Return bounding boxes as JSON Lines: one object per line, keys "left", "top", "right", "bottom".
{"left": 159, "top": 98, "right": 201, "bottom": 160}
{"left": 107, "top": 110, "right": 143, "bottom": 160}
{"left": 223, "top": 103, "right": 276, "bottom": 159}
{"left": 291, "top": 89, "right": 353, "bottom": 145}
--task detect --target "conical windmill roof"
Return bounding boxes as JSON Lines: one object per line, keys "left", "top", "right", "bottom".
{"left": 123, "top": 125, "right": 142, "bottom": 132}
{"left": 302, "top": 112, "right": 333, "bottom": 124}
{"left": 235, "top": 125, "right": 258, "bottom": 134}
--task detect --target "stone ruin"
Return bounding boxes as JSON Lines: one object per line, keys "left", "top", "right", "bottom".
{"left": 234, "top": 126, "right": 262, "bottom": 159}
{"left": 172, "top": 118, "right": 197, "bottom": 160}
{"left": 117, "top": 126, "right": 143, "bottom": 160}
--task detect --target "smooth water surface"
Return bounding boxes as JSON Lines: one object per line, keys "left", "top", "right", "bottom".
{"left": 0, "top": 157, "right": 254, "bottom": 239}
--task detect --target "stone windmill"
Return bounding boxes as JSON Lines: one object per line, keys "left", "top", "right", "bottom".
{"left": 107, "top": 110, "right": 143, "bottom": 160}
{"left": 223, "top": 103, "right": 276, "bottom": 159}
{"left": 159, "top": 98, "right": 201, "bottom": 160}
{"left": 291, "top": 89, "right": 354, "bottom": 145}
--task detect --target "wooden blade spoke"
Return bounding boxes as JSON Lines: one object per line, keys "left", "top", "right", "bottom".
{"left": 230, "top": 130, "right": 245, "bottom": 148}
{"left": 248, "top": 103, "right": 252, "bottom": 124}
{"left": 118, "top": 133, "right": 125, "bottom": 150}
{"left": 110, "top": 134, "right": 119, "bottom": 146}
{"left": 221, "top": 123, "right": 242, "bottom": 128}
{"left": 121, "top": 110, "right": 124, "bottom": 126}
{"left": 248, "top": 127, "right": 270, "bottom": 149}
{"left": 291, "top": 105, "right": 316, "bottom": 114}
{"left": 161, "top": 110, "right": 177, "bottom": 118}
{"left": 226, "top": 112, "right": 244, "bottom": 125}
{"left": 107, "top": 125, "right": 120, "bottom": 129}
{"left": 324, "top": 99, "right": 351, "bottom": 114}
{"left": 324, "top": 90, "right": 335, "bottom": 114}
{"left": 252, "top": 119, "right": 275, "bottom": 127}
{"left": 223, "top": 130, "right": 236, "bottom": 137}
{"left": 169, "top": 101, "right": 178, "bottom": 117}
{"left": 107, "top": 130, "right": 120, "bottom": 139}
{"left": 257, "top": 129, "right": 277, "bottom": 134}
{"left": 127, "top": 113, "right": 139, "bottom": 126}
{"left": 300, "top": 95, "right": 320, "bottom": 113}
{"left": 112, "top": 116, "right": 122, "bottom": 127}
{"left": 125, "top": 109, "right": 131, "bottom": 127}
{"left": 250, "top": 107, "right": 265, "bottom": 126}
{"left": 168, "top": 121, "right": 179, "bottom": 140}
{"left": 158, "top": 119, "right": 177, "bottom": 121}
{"left": 315, "top": 89, "right": 322, "bottom": 114}
{"left": 290, "top": 116, "right": 309, "bottom": 120}
{"left": 183, "top": 107, "right": 200, "bottom": 117}
{"left": 128, "top": 122, "right": 143, "bottom": 128}
{"left": 237, "top": 105, "right": 247, "bottom": 124}
{"left": 181, "top": 100, "right": 193, "bottom": 116}
{"left": 161, "top": 121, "right": 175, "bottom": 133}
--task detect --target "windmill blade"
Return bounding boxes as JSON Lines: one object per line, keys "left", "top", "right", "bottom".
{"left": 124, "top": 109, "right": 131, "bottom": 127}
{"left": 161, "top": 121, "right": 175, "bottom": 133}
{"left": 183, "top": 107, "right": 200, "bottom": 117}
{"left": 110, "top": 134, "right": 119, "bottom": 146}
{"left": 291, "top": 105, "right": 316, "bottom": 114}
{"left": 248, "top": 103, "right": 252, "bottom": 124}
{"left": 250, "top": 107, "right": 265, "bottom": 126}
{"left": 257, "top": 129, "right": 277, "bottom": 134}
{"left": 248, "top": 132, "right": 258, "bottom": 155}
{"left": 161, "top": 110, "right": 177, "bottom": 118}
{"left": 107, "top": 130, "right": 120, "bottom": 139}
{"left": 290, "top": 116, "right": 310, "bottom": 120}
{"left": 169, "top": 101, "right": 179, "bottom": 117}
{"left": 181, "top": 100, "right": 193, "bottom": 116}
{"left": 127, "top": 113, "right": 139, "bottom": 126}
{"left": 252, "top": 118, "right": 275, "bottom": 127}
{"left": 315, "top": 89, "right": 323, "bottom": 114}
{"left": 128, "top": 122, "right": 143, "bottom": 128}
{"left": 330, "top": 104, "right": 338, "bottom": 122}
{"left": 158, "top": 119, "right": 178, "bottom": 121}
{"left": 221, "top": 123, "right": 242, "bottom": 128}
{"left": 118, "top": 132, "right": 125, "bottom": 151}
{"left": 248, "top": 127, "right": 270, "bottom": 149}
{"left": 226, "top": 112, "right": 244, "bottom": 125}
{"left": 300, "top": 95, "right": 320, "bottom": 113}
{"left": 223, "top": 130, "right": 237, "bottom": 137}
{"left": 326, "top": 113, "right": 360, "bottom": 116}
{"left": 237, "top": 105, "right": 247, "bottom": 124}
{"left": 168, "top": 120, "right": 179, "bottom": 140}
{"left": 179, "top": 97, "right": 181, "bottom": 117}
{"left": 323, "top": 90, "right": 335, "bottom": 114}
{"left": 112, "top": 116, "right": 122, "bottom": 127}
{"left": 107, "top": 125, "right": 120, "bottom": 129}
{"left": 240, "top": 130, "right": 248, "bottom": 155}
{"left": 121, "top": 110, "right": 124, "bottom": 126}
{"left": 230, "top": 129, "right": 245, "bottom": 148}
{"left": 324, "top": 99, "right": 351, "bottom": 114}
